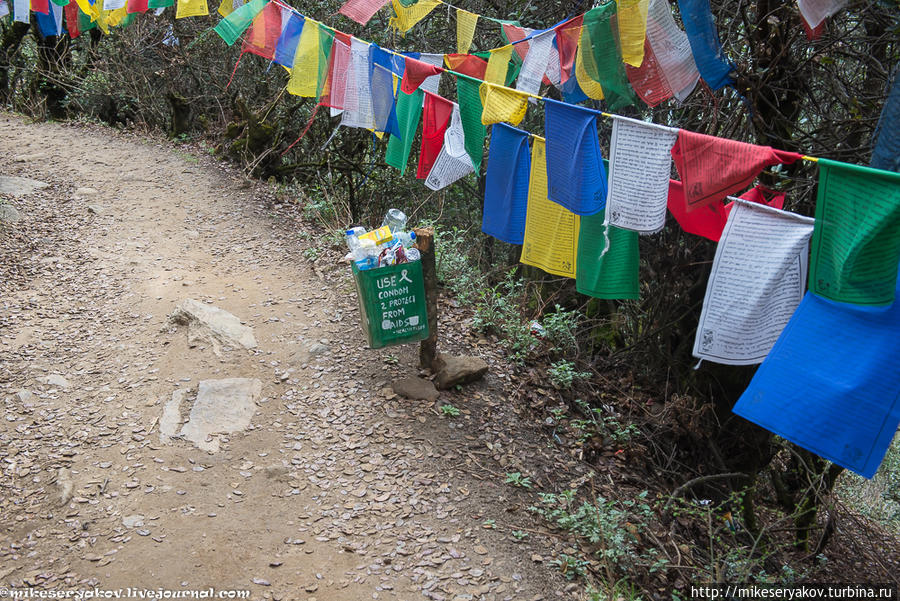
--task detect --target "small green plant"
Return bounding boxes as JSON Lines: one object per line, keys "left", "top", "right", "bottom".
{"left": 505, "top": 472, "right": 533, "bottom": 488}
{"left": 471, "top": 269, "right": 534, "bottom": 363}
{"left": 440, "top": 404, "right": 461, "bottom": 417}
{"left": 548, "top": 360, "right": 591, "bottom": 389}
{"left": 571, "top": 399, "right": 641, "bottom": 446}
{"left": 433, "top": 225, "right": 487, "bottom": 304}
{"left": 482, "top": 519, "right": 496, "bottom": 529}
{"left": 511, "top": 530, "right": 529, "bottom": 541}
{"left": 550, "top": 553, "right": 590, "bottom": 580}
{"left": 302, "top": 247, "right": 321, "bottom": 262}
{"left": 587, "top": 580, "right": 644, "bottom": 601}
{"left": 530, "top": 489, "right": 663, "bottom": 581}
{"left": 541, "top": 304, "right": 582, "bottom": 356}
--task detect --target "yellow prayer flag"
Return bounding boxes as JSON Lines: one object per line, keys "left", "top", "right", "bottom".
{"left": 456, "top": 8, "right": 478, "bottom": 54}
{"left": 74, "top": 0, "right": 97, "bottom": 20}
{"left": 617, "top": 0, "right": 649, "bottom": 67}
{"left": 95, "top": 9, "right": 109, "bottom": 32}
{"left": 484, "top": 44, "right": 512, "bottom": 85}
{"left": 107, "top": 5, "right": 127, "bottom": 25}
{"left": 287, "top": 19, "right": 321, "bottom": 97}
{"left": 389, "top": 0, "right": 440, "bottom": 33}
{"left": 576, "top": 27, "right": 605, "bottom": 100}
{"left": 176, "top": 0, "right": 208, "bottom": 18}
{"left": 479, "top": 83, "right": 528, "bottom": 126}
{"left": 520, "top": 139, "right": 580, "bottom": 278}
{"left": 217, "top": 0, "right": 233, "bottom": 17}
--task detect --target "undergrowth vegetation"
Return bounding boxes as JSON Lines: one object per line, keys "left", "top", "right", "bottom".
{"left": 2, "top": 0, "right": 898, "bottom": 595}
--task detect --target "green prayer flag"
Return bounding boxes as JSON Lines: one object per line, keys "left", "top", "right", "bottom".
{"left": 385, "top": 88, "right": 424, "bottom": 175}
{"left": 213, "top": 0, "right": 267, "bottom": 46}
{"left": 78, "top": 9, "right": 97, "bottom": 31}
{"left": 118, "top": 11, "right": 136, "bottom": 26}
{"left": 456, "top": 76, "right": 485, "bottom": 172}
{"left": 148, "top": 0, "right": 174, "bottom": 9}
{"left": 505, "top": 58, "right": 521, "bottom": 87}
{"left": 809, "top": 158, "right": 900, "bottom": 306}
{"left": 576, "top": 208, "right": 640, "bottom": 300}
{"left": 316, "top": 27, "right": 336, "bottom": 99}
{"left": 50, "top": 0, "right": 69, "bottom": 7}
{"left": 582, "top": 4, "right": 638, "bottom": 111}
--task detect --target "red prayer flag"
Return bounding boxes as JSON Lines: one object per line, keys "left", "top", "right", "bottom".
{"left": 668, "top": 181, "right": 789, "bottom": 242}
{"left": 32, "top": 0, "right": 49, "bottom": 15}
{"left": 444, "top": 54, "right": 488, "bottom": 80}
{"left": 242, "top": 2, "right": 282, "bottom": 60}
{"left": 64, "top": 2, "right": 80, "bottom": 38}
{"left": 555, "top": 16, "right": 582, "bottom": 84}
{"left": 800, "top": 13, "right": 825, "bottom": 40}
{"left": 401, "top": 56, "right": 443, "bottom": 94}
{"left": 338, "top": 0, "right": 389, "bottom": 25}
{"left": 667, "top": 180, "right": 727, "bottom": 240}
{"left": 127, "top": 0, "right": 148, "bottom": 14}
{"left": 318, "top": 31, "right": 353, "bottom": 109}
{"left": 502, "top": 23, "right": 530, "bottom": 60}
{"left": 670, "top": 129, "right": 802, "bottom": 212}
{"left": 625, "top": 40, "right": 673, "bottom": 107}
{"left": 417, "top": 92, "right": 454, "bottom": 179}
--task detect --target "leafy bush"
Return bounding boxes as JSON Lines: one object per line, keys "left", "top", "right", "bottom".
{"left": 548, "top": 360, "right": 591, "bottom": 389}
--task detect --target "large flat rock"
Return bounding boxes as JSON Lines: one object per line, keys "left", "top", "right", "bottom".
{"left": 0, "top": 176, "right": 48, "bottom": 196}
{"left": 180, "top": 378, "right": 262, "bottom": 452}
{"left": 169, "top": 299, "right": 257, "bottom": 354}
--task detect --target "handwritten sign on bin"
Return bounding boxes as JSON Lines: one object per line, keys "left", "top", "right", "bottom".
{"left": 352, "top": 261, "right": 429, "bottom": 348}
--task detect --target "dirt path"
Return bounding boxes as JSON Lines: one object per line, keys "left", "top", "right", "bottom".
{"left": 0, "top": 115, "right": 584, "bottom": 601}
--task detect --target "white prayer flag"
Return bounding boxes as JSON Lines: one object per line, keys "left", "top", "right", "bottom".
{"left": 417, "top": 53, "right": 444, "bottom": 99}
{"left": 104, "top": 0, "right": 127, "bottom": 11}
{"left": 0, "top": 0, "right": 11, "bottom": 19}
{"left": 693, "top": 199, "right": 815, "bottom": 366}
{"left": 645, "top": 0, "right": 700, "bottom": 103}
{"left": 52, "top": 2, "right": 63, "bottom": 35}
{"left": 341, "top": 38, "right": 376, "bottom": 130}
{"left": 516, "top": 31, "right": 554, "bottom": 96}
{"left": 13, "top": 0, "right": 28, "bottom": 23}
{"left": 606, "top": 116, "right": 679, "bottom": 234}
{"left": 798, "top": 0, "right": 847, "bottom": 28}
{"left": 425, "top": 105, "right": 475, "bottom": 190}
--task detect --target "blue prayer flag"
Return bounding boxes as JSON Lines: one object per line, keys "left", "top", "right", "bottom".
{"left": 482, "top": 123, "right": 531, "bottom": 244}
{"left": 543, "top": 98, "right": 607, "bottom": 216}
{"left": 273, "top": 14, "right": 304, "bottom": 68}
{"left": 369, "top": 44, "right": 401, "bottom": 138}
{"left": 733, "top": 275, "right": 900, "bottom": 479}
{"left": 676, "top": 0, "right": 735, "bottom": 90}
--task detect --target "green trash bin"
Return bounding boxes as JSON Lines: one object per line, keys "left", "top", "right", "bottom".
{"left": 352, "top": 260, "right": 430, "bottom": 349}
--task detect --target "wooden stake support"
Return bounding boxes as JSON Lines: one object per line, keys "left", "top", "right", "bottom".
{"left": 413, "top": 227, "right": 438, "bottom": 370}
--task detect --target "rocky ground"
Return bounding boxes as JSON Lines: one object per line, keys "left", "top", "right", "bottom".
{"left": 0, "top": 114, "right": 593, "bottom": 600}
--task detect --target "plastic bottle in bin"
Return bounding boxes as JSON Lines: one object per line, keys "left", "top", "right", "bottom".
{"left": 382, "top": 208, "right": 407, "bottom": 233}
{"left": 354, "top": 238, "right": 380, "bottom": 270}
{"left": 395, "top": 231, "right": 416, "bottom": 248}
{"left": 345, "top": 227, "right": 365, "bottom": 252}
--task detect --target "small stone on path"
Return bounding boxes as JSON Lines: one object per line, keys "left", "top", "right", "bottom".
{"left": 169, "top": 299, "right": 257, "bottom": 354}
{"left": 0, "top": 204, "right": 21, "bottom": 222}
{"left": 38, "top": 374, "right": 70, "bottom": 388}
{"left": 180, "top": 378, "right": 262, "bottom": 452}
{"left": 391, "top": 377, "right": 439, "bottom": 402}
{"left": 0, "top": 175, "right": 48, "bottom": 196}
{"left": 433, "top": 355, "right": 488, "bottom": 390}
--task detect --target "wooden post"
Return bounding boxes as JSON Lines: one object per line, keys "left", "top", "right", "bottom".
{"left": 414, "top": 227, "right": 438, "bottom": 371}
